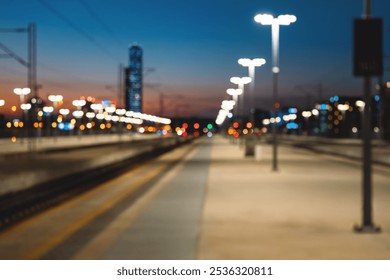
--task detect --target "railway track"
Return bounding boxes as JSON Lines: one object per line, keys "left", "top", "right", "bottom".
{"left": 0, "top": 137, "right": 192, "bottom": 231}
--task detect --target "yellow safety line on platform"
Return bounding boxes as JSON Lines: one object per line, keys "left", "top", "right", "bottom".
{"left": 74, "top": 146, "right": 200, "bottom": 259}
{"left": 21, "top": 166, "right": 163, "bottom": 259}
{"left": 20, "top": 141, "right": 198, "bottom": 260}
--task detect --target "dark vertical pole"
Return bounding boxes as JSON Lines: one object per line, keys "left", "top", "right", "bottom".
{"left": 28, "top": 23, "right": 37, "bottom": 97}
{"left": 27, "top": 23, "right": 37, "bottom": 152}
{"left": 364, "top": 0, "right": 371, "bottom": 17}
{"left": 28, "top": 23, "right": 32, "bottom": 94}
{"left": 362, "top": 76, "right": 373, "bottom": 225}
{"left": 354, "top": 0, "right": 380, "bottom": 233}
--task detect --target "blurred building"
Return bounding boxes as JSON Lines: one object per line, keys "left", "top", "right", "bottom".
{"left": 125, "top": 45, "right": 143, "bottom": 112}
{"left": 326, "top": 96, "right": 361, "bottom": 138}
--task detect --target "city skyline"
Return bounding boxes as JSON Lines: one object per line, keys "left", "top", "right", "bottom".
{"left": 0, "top": 0, "right": 390, "bottom": 117}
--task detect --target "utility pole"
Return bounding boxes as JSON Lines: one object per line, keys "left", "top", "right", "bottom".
{"left": 28, "top": 23, "right": 37, "bottom": 97}
{"left": 0, "top": 23, "right": 37, "bottom": 95}
{"left": 0, "top": 23, "right": 38, "bottom": 152}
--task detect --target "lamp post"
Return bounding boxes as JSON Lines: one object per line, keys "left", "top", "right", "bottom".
{"left": 43, "top": 106, "right": 54, "bottom": 137}
{"left": 58, "top": 108, "right": 70, "bottom": 136}
{"left": 48, "top": 94, "right": 63, "bottom": 139}
{"left": 14, "top": 87, "right": 31, "bottom": 142}
{"left": 337, "top": 104, "right": 350, "bottom": 138}
{"left": 48, "top": 94, "right": 63, "bottom": 113}
{"left": 226, "top": 88, "right": 243, "bottom": 117}
{"left": 59, "top": 108, "right": 70, "bottom": 117}
{"left": 311, "top": 108, "right": 320, "bottom": 134}
{"left": 105, "top": 105, "right": 116, "bottom": 134}
{"left": 20, "top": 103, "right": 32, "bottom": 111}
{"left": 301, "top": 111, "right": 312, "bottom": 135}
{"left": 14, "top": 88, "right": 31, "bottom": 106}
{"left": 254, "top": 13, "right": 296, "bottom": 171}
{"left": 116, "top": 108, "right": 126, "bottom": 138}
{"left": 72, "top": 99, "right": 86, "bottom": 135}
{"left": 230, "top": 77, "right": 251, "bottom": 118}
{"left": 14, "top": 87, "right": 31, "bottom": 119}
{"left": 355, "top": 100, "right": 365, "bottom": 136}
{"left": 72, "top": 99, "right": 86, "bottom": 110}
{"left": 20, "top": 103, "right": 32, "bottom": 145}
{"left": 238, "top": 58, "right": 266, "bottom": 117}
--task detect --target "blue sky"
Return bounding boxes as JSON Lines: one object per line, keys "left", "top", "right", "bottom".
{"left": 1, "top": 0, "right": 389, "bottom": 117}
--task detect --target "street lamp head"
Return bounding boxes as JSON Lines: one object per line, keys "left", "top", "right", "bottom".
{"left": 254, "top": 13, "right": 296, "bottom": 26}
{"left": 238, "top": 58, "right": 250, "bottom": 66}
{"left": 13, "top": 87, "right": 31, "bottom": 96}
{"left": 230, "top": 77, "right": 240, "bottom": 84}
{"left": 337, "top": 104, "right": 350, "bottom": 111}
{"left": 48, "top": 94, "right": 63, "bottom": 102}
{"left": 238, "top": 58, "right": 266, "bottom": 67}
{"left": 43, "top": 106, "right": 54, "bottom": 113}
{"left": 277, "top": 14, "right": 297, "bottom": 25}
{"left": 105, "top": 106, "right": 116, "bottom": 114}
{"left": 0, "top": 100, "right": 4, "bottom": 107}
{"left": 355, "top": 100, "right": 365, "bottom": 109}
{"left": 230, "top": 76, "right": 252, "bottom": 85}
{"left": 221, "top": 100, "right": 236, "bottom": 111}
{"left": 72, "top": 110, "right": 84, "bottom": 118}
{"left": 115, "top": 108, "right": 127, "bottom": 116}
{"left": 59, "top": 108, "right": 70, "bottom": 116}
{"left": 252, "top": 58, "right": 266, "bottom": 66}
{"left": 86, "top": 112, "right": 96, "bottom": 119}
{"left": 90, "top": 103, "right": 103, "bottom": 111}
{"left": 242, "top": 77, "right": 252, "bottom": 84}
{"left": 226, "top": 88, "right": 243, "bottom": 96}
{"left": 20, "top": 103, "right": 32, "bottom": 111}
{"left": 72, "top": 99, "right": 86, "bottom": 107}
{"left": 302, "top": 111, "right": 312, "bottom": 118}
{"left": 311, "top": 109, "right": 319, "bottom": 116}
{"left": 254, "top": 14, "right": 274, "bottom": 25}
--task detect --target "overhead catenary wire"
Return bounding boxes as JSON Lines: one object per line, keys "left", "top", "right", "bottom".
{"left": 78, "top": 0, "right": 127, "bottom": 48}
{"left": 37, "top": 0, "right": 121, "bottom": 63}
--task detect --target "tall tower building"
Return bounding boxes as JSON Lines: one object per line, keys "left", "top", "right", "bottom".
{"left": 125, "top": 45, "right": 143, "bottom": 112}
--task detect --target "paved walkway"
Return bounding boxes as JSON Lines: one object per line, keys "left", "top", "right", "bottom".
{"left": 197, "top": 136, "right": 390, "bottom": 259}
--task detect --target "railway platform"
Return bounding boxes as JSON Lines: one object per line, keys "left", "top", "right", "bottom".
{"left": 0, "top": 135, "right": 389, "bottom": 259}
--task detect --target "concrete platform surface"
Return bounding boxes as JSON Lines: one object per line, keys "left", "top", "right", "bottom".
{"left": 197, "top": 136, "right": 390, "bottom": 259}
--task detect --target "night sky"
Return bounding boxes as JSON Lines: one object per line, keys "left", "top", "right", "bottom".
{"left": 1, "top": 0, "right": 390, "bottom": 117}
